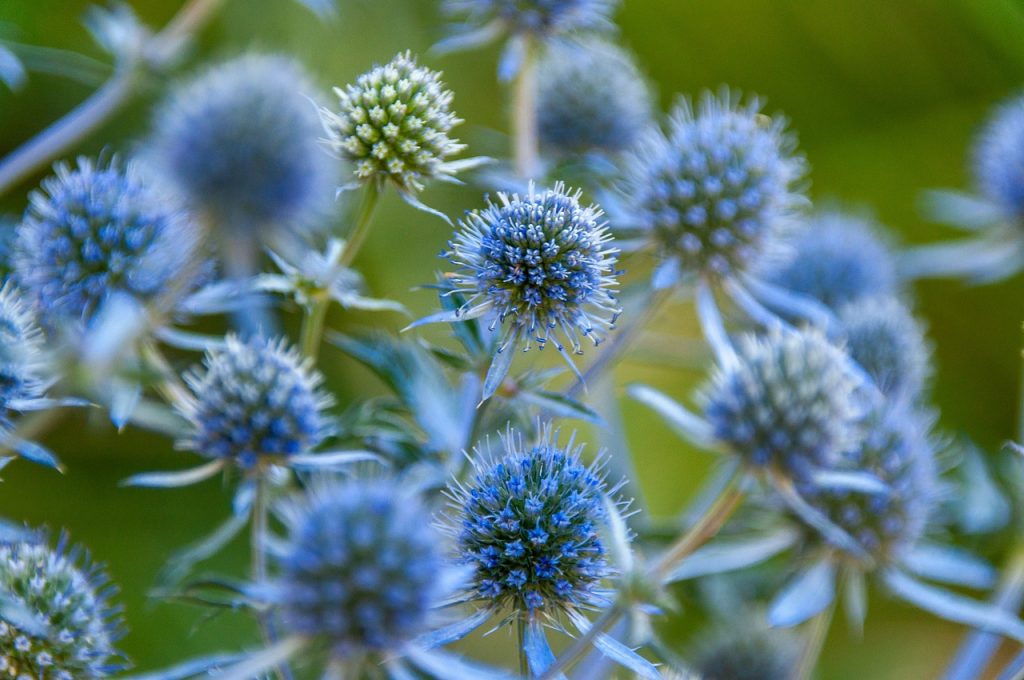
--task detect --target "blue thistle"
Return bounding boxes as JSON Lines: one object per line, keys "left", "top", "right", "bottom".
{"left": 321, "top": 51, "right": 476, "bottom": 196}
{"left": 0, "top": 282, "right": 48, "bottom": 430}
{"left": 14, "top": 157, "right": 200, "bottom": 324}
{"left": 149, "top": 54, "right": 336, "bottom": 231}
{"left": 179, "top": 335, "right": 334, "bottom": 469}
{"left": 620, "top": 91, "right": 805, "bottom": 284}
{"left": 272, "top": 478, "right": 454, "bottom": 660}
{"left": 796, "top": 403, "right": 936, "bottom": 562}
{"left": 702, "top": 327, "right": 867, "bottom": 480}
{"left": 434, "top": 182, "right": 620, "bottom": 399}
{"left": 758, "top": 209, "right": 898, "bottom": 310}
{"left": 973, "top": 94, "right": 1024, "bottom": 219}
{"left": 535, "top": 38, "right": 652, "bottom": 156}
{"left": 447, "top": 425, "right": 614, "bottom": 615}
{"left": 0, "top": 534, "right": 124, "bottom": 678}
{"left": 838, "top": 296, "right": 930, "bottom": 402}
{"left": 689, "top": 619, "right": 800, "bottom": 680}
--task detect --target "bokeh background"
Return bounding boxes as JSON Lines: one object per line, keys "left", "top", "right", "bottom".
{"left": 1, "top": 1, "right": 1024, "bottom": 678}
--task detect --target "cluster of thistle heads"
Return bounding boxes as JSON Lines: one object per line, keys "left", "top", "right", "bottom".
{"left": 1, "top": 1, "right": 1024, "bottom": 679}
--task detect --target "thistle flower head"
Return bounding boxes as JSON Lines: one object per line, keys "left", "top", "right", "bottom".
{"left": 445, "top": 182, "right": 620, "bottom": 354}
{"left": 798, "top": 404, "right": 936, "bottom": 562}
{"left": 535, "top": 38, "right": 651, "bottom": 155}
{"left": 703, "top": 328, "right": 867, "bottom": 479}
{"left": 972, "top": 94, "right": 1024, "bottom": 218}
{"left": 273, "top": 478, "right": 452, "bottom": 658}
{"left": 622, "top": 92, "right": 805, "bottom": 280}
{"left": 179, "top": 335, "right": 333, "bottom": 468}
{"left": 689, "top": 619, "right": 800, "bottom": 680}
{"left": 322, "top": 51, "right": 467, "bottom": 194}
{"left": 0, "top": 282, "right": 47, "bottom": 429}
{"left": 14, "top": 157, "right": 199, "bottom": 323}
{"left": 448, "top": 425, "right": 614, "bottom": 614}
{"left": 838, "top": 296, "right": 930, "bottom": 401}
{"left": 0, "top": 535, "right": 123, "bottom": 678}
{"left": 443, "top": 0, "right": 619, "bottom": 40}
{"left": 758, "top": 210, "right": 898, "bottom": 310}
{"left": 150, "top": 54, "right": 336, "bottom": 230}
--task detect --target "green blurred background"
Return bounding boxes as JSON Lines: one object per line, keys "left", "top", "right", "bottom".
{"left": 2, "top": 0, "right": 1024, "bottom": 677}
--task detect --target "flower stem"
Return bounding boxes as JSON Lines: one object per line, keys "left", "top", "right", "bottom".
{"left": 0, "top": 0, "right": 225, "bottom": 197}
{"left": 537, "top": 601, "right": 625, "bottom": 680}
{"left": 795, "top": 600, "right": 835, "bottom": 680}
{"left": 517, "top": 611, "right": 530, "bottom": 678}
{"left": 300, "top": 183, "right": 379, "bottom": 359}
{"left": 511, "top": 37, "right": 540, "bottom": 180}
{"left": 251, "top": 474, "right": 294, "bottom": 680}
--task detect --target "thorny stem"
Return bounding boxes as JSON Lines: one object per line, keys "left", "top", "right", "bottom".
{"left": 511, "top": 36, "right": 540, "bottom": 180}
{"left": 795, "top": 600, "right": 835, "bottom": 680}
{"left": 0, "top": 0, "right": 225, "bottom": 197}
{"left": 300, "top": 183, "right": 379, "bottom": 360}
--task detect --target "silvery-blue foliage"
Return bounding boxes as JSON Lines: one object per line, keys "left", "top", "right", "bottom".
{"left": 149, "top": 54, "right": 336, "bottom": 232}
{"left": 535, "top": 38, "right": 651, "bottom": 156}
{"left": 0, "top": 534, "right": 124, "bottom": 679}
{"left": 179, "top": 334, "right": 333, "bottom": 468}
{"left": 14, "top": 157, "right": 200, "bottom": 324}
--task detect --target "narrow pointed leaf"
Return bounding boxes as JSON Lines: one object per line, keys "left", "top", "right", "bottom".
{"left": 11, "top": 439, "right": 62, "bottom": 471}
{"left": 404, "top": 304, "right": 490, "bottom": 332}
{"left": 121, "top": 653, "right": 247, "bottom": 680}
{"left": 517, "top": 390, "right": 602, "bottom": 425}
{"left": 0, "top": 45, "right": 26, "bottom": 90}
{"left": 809, "top": 468, "right": 889, "bottom": 494}
{"left": 667, "top": 527, "right": 799, "bottom": 582}
{"left": 208, "top": 636, "right": 306, "bottom": 680}
{"left": 417, "top": 607, "right": 493, "bottom": 649}
{"left": 768, "top": 559, "right": 836, "bottom": 628}
{"left": 843, "top": 568, "right": 867, "bottom": 636}
{"left": 406, "top": 646, "right": 516, "bottom": 680}
{"left": 627, "top": 384, "right": 715, "bottom": 449}
{"left": 286, "top": 450, "right": 384, "bottom": 469}
{"left": 567, "top": 610, "right": 660, "bottom": 679}
{"left": 523, "top": 619, "right": 564, "bottom": 679}
{"left": 121, "top": 460, "right": 225, "bottom": 488}
{"left": 903, "top": 544, "right": 996, "bottom": 590}
{"left": 481, "top": 344, "right": 516, "bottom": 403}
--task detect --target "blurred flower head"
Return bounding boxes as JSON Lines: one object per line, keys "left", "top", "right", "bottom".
{"left": 688, "top": 617, "right": 800, "bottom": 680}
{"left": 322, "top": 51, "right": 473, "bottom": 196}
{"left": 0, "top": 534, "right": 124, "bottom": 678}
{"left": 0, "top": 282, "right": 49, "bottom": 430}
{"left": 442, "top": 0, "right": 619, "bottom": 49}
{"left": 445, "top": 182, "right": 620, "bottom": 355}
{"left": 702, "top": 327, "right": 867, "bottom": 479}
{"left": 273, "top": 477, "right": 455, "bottom": 659}
{"left": 150, "top": 53, "right": 337, "bottom": 232}
{"left": 972, "top": 93, "right": 1024, "bottom": 218}
{"left": 838, "top": 296, "right": 930, "bottom": 402}
{"left": 535, "top": 38, "right": 651, "bottom": 156}
{"left": 621, "top": 91, "right": 805, "bottom": 282}
{"left": 448, "top": 424, "right": 615, "bottom": 615}
{"left": 758, "top": 209, "right": 898, "bottom": 310}
{"left": 14, "top": 157, "right": 200, "bottom": 324}
{"left": 179, "top": 334, "right": 334, "bottom": 468}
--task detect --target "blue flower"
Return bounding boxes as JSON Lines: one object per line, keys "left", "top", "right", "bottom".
{"left": 689, "top": 617, "right": 800, "bottom": 680}
{"left": 321, "top": 51, "right": 479, "bottom": 196}
{"left": 447, "top": 424, "right": 614, "bottom": 615}
{"left": 149, "top": 54, "right": 337, "bottom": 232}
{"left": 973, "top": 93, "right": 1024, "bottom": 218}
{"left": 0, "top": 533, "right": 125, "bottom": 678}
{"left": 837, "top": 296, "right": 930, "bottom": 402}
{"left": 619, "top": 91, "right": 805, "bottom": 285}
{"left": 757, "top": 209, "right": 898, "bottom": 311}
{"left": 427, "top": 182, "right": 620, "bottom": 399}
{"left": 702, "top": 327, "right": 868, "bottom": 480}
{"left": 14, "top": 157, "right": 200, "bottom": 324}
{"left": 272, "top": 478, "right": 456, "bottom": 660}
{"left": 179, "top": 335, "right": 334, "bottom": 468}
{"left": 0, "top": 282, "right": 48, "bottom": 430}
{"left": 535, "top": 38, "right": 652, "bottom": 156}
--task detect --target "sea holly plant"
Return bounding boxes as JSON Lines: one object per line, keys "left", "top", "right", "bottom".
{"left": 2, "top": 3, "right": 1024, "bottom": 680}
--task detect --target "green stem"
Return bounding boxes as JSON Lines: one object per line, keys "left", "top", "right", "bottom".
{"left": 300, "top": 183, "right": 379, "bottom": 359}
{"left": 511, "top": 37, "right": 540, "bottom": 180}
{"left": 0, "top": 0, "right": 225, "bottom": 196}
{"left": 795, "top": 600, "right": 835, "bottom": 680}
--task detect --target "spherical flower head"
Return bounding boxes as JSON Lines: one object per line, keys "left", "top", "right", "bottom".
{"left": 690, "top": 620, "right": 800, "bottom": 680}
{"left": 535, "top": 38, "right": 651, "bottom": 155}
{"left": 275, "top": 479, "right": 449, "bottom": 658}
{"left": 703, "top": 328, "right": 867, "bottom": 479}
{"left": 0, "top": 535, "right": 123, "bottom": 678}
{"left": 322, "top": 52, "right": 466, "bottom": 194}
{"left": 972, "top": 94, "right": 1024, "bottom": 218}
{"left": 443, "top": 0, "right": 619, "bottom": 39}
{"left": 838, "top": 296, "right": 930, "bottom": 401}
{"left": 0, "top": 282, "right": 47, "bottom": 429}
{"left": 150, "top": 54, "right": 336, "bottom": 230}
{"left": 757, "top": 210, "right": 898, "bottom": 310}
{"left": 14, "top": 158, "right": 199, "bottom": 323}
{"left": 798, "top": 404, "right": 936, "bottom": 562}
{"left": 180, "top": 335, "right": 333, "bottom": 468}
{"left": 448, "top": 426, "right": 614, "bottom": 614}
{"left": 446, "top": 182, "right": 620, "bottom": 353}
{"left": 622, "top": 91, "right": 805, "bottom": 280}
